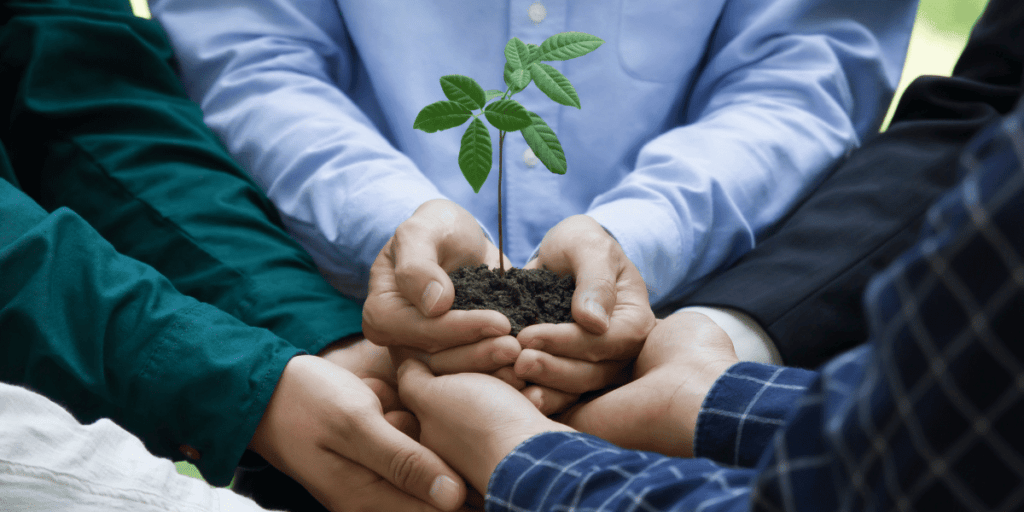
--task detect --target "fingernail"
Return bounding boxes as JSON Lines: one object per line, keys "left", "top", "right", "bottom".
{"left": 429, "top": 475, "right": 461, "bottom": 510}
{"left": 422, "top": 281, "right": 443, "bottom": 313}
{"left": 584, "top": 298, "right": 608, "bottom": 326}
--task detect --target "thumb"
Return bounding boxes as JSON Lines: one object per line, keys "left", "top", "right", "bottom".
{"left": 396, "top": 357, "right": 435, "bottom": 413}
{"left": 570, "top": 256, "right": 617, "bottom": 335}
{"left": 346, "top": 409, "right": 466, "bottom": 511}
{"left": 391, "top": 231, "right": 456, "bottom": 318}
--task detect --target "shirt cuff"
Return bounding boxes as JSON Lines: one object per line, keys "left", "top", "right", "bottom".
{"left": 679, "top": 306, "right": 782, "bottom": 364}
{"left": 693, "top": 362, "right": 817, "bottom": 467}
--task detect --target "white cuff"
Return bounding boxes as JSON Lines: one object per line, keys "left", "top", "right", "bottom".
{"left": 679, "top": 306, "right": 782, "bottom": 365}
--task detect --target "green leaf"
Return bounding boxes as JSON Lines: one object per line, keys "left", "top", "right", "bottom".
{"left": 484, "top": 99, "right": 532, "bottom": 131}
{"left": 520, "top": 112, "right": 566, "bottom": 175}
{"left": 459, "top": 118, "right": 492, "bottom": 192}
{"left": 528, "top": 63, "right": 581, "bottom": 108}
{"left": 503, "top": 61, "right": 531, "bottom": 92}
{"left": 413, "top": 101, "right": 472, "bottom": 132}
{"left": 484, "top": 89, "right": 504, "bottom": 101}
{"left": 539, "top": 32, "right": 604, "bottom": 61}
{"left": 504, "top": 37, "right": 532, "bottom": 71}
{"left": 526, "top": 44, "right": 541, "bottom": 66}
{"left": 440, "top": 75, "right": 486, "bottom": 110}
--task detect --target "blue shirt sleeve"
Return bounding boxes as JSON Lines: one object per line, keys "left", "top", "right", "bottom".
{"left": 149, "top": 0, "right": 916, "bottom": 302}
{"left": 148, "top": 0, "right": 448, "bottom": 299}
{"left": 587, "top": 0, "right": 918, "bottom": 305}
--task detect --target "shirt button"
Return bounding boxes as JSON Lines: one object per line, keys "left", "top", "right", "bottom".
{"left": 523, "top": 148, "right": 538, "bottom": 167}
{"left": 179, "top": 444, "right": 201, "bottom": 461}
{"left": 528, "top": 2, "right": 547, "bottom": 24}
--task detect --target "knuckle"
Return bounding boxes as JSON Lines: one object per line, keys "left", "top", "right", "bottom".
{"left": 361, "top": 309, "right": 395, "bottom": 346}
{"left": 388, "top": 446, "right": 429, "bottom": 493}
{"left": 392, "top": 260, "right": 423, "bottom": 284}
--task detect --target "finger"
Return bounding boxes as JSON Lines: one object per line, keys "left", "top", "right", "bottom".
{"left": 521, "top": 385, "right": 581, "bottom": 416}
{"left": 491, "top": 366, "right": 526, "bottom": 390}
{"left": 514, "top": 348, "right": 629, "bottom": 394}
{"left": 396, "top": 357, "right": 436, "bottom": 412}
{"left": 362, "top": 377, "right": 400, "bottom": 413}
{"left": 423, "top": 336, "right": 520, "bottom": 374}
{"left": 293, "top": 449, "right": 448, "bottom": 512}
{"left": 391, "top": 201, "right": 495, "bottom": 318}
{"left": 530, "top": 232, "right": 618, "bottom": 336}
{"left": 517, "top": 319, "right": 645, "bottom": 362}
{"left": 363, "top": 301, "right": 511, "bottom": 352}
{"left": 385, "top": 410, "right": 421, "bottom": 440}
{"left": 342, "top": 412, "right": 467, "bottom": 511}
{"left": 390, "top": 227, "right": 458, "bottom": 318}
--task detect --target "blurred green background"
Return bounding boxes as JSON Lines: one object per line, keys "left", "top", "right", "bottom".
{"left": 125, "top": 0, "right": 990, "bottom": 485}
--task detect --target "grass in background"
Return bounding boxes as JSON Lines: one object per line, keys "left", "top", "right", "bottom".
{"left": 122, "top": 0, "right": 989, "bottom": 484}
{"left": 883, "top": 0, "right": 989, "bottom": 129}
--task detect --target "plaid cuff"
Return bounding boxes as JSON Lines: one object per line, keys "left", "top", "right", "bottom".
{"left": 487, "top": 431, "right": 754, "bottom": 512}
{"left": 694, "top": 362, "right": 817, "bottom": 467}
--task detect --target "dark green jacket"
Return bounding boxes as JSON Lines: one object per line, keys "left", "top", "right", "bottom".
{"left": 0, "top": 0, "right": 362, "bottom": 485}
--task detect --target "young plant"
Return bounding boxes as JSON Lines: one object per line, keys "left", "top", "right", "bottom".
{"left": 414, "top": 32, "right": 603, "bottom": 276}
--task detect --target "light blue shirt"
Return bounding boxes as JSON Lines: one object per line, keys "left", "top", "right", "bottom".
{"left": 148, "top": 0, "right": 916, "bottom": 305}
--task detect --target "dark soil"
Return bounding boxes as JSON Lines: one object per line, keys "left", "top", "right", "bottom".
{"left": 449, "top": 264, "right": 575, "bottom": 336}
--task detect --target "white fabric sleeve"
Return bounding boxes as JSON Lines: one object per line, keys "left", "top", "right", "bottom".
{"left": 0, "top": 382, "right": 279, "bottom": 512}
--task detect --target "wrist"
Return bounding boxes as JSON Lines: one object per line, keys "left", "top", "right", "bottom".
{"left": 477, "top": 420, "right": 575, "bottom": 493}
{"left": 669, "top": 359, "right": 735, "bottom": 457}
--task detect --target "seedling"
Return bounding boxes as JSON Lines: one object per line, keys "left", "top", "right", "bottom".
{"left": 414, "top": 32, "right": 603, "bottom": 275}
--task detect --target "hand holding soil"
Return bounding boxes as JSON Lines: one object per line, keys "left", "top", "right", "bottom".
{"left": 558, "top": 310, "right": 739, "bottom": 457}
{"left": 514, "top": 215, "right": 657, "bottom": 414}
{"left": 362, "top": 199, "right": 512, "bottom": 353}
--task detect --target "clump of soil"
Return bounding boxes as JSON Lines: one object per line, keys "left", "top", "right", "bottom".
{"left": 449, "top": 264, "right": 575, "bottom": 336}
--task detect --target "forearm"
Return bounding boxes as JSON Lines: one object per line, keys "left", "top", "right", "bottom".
{"left": 0, "top": 182, "right": 300, "bottom": 486}
{"left": 0, "top": 1, "right": 363, "bottom": 351}
{"left": 150, "top": 0, "right": 446, "bottom": 298}
{"left": 588, "top": 0, "right": 916, "bottom": 307}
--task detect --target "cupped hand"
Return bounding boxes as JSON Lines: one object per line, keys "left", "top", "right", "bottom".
{"left": 396, "top": 357, "right": 574, "bottom": 494}
{"left": 558, "top": 311, "right": 739, "bottom": 457}
{"left": 516, "top": 215, "right": 656, "bottom": 414}
{"left": 249, "top": 355, "right": 467, "bottom": 511}
{"left": 362, "top": 199, "right": 512, "bottom": 354}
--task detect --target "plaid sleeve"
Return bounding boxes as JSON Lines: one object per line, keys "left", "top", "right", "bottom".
{"left": 694, "top": 362, "right": 818, "bottom": 467}
{"left": 486, "top": 432, "right": 756, "bottom": 512}
{"left": 486, "top": 88, "right": 1024, "bottom": 512}
{"left": 751, "top": 107, "right": 1024, "bottom": 510}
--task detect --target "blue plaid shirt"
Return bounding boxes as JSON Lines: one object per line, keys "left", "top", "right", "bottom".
{"left": 485, "top": 97, "right": 1024, "bottom": 512}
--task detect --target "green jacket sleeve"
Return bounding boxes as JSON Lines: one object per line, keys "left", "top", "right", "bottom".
{"left": 0, "top": 178, "right": 302, "bottom": 486}
{"left": 0, "top": 0, "right": 362, "bottom": 354}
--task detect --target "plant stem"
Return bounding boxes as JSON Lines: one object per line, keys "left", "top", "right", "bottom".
{"left": 497, "top": 130, "right": 506, "bottom": 277}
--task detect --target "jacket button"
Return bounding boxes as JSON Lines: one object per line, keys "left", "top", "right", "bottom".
{"left": 179, "top": 444, "right": 201, "bottom": 461}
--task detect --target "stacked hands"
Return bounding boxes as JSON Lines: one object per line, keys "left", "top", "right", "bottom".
{"left": 250, "top": 199, "right": 739, "bottom": 511}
